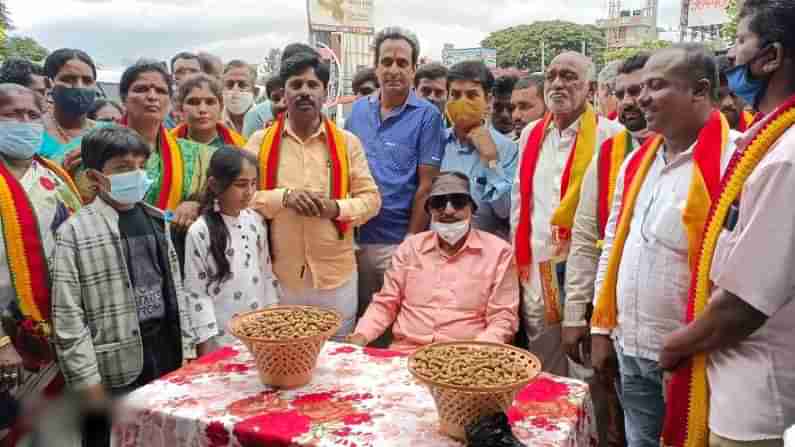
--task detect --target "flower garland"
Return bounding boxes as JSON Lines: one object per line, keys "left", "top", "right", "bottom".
{"left": 662, "top": 94, "right": 795, "bottom": 447}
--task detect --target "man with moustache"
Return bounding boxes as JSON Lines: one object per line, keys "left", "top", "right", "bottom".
{"left": 510, "top": 74, "right": 546, "bottom": 141}
{"left": 717, "top": 55, "right": 755, "bottom": 131}
{"left": 491, "top": 75, "right": 517, "bottom": 137}
{"left": 346, "top": 27, "right": 446, "bottom": 335}
{"left": 563, "top": 52, "right": 651, "bottom": 447}
{"left": 598, "top": 60, "right": 622, "bottom": 120}
{"left": 590, "top": 44, "right": 738, "bottom": 447}
{"left": 511, "top": 51, "right": 623, "bottom": 376}
{"left": 414, "top": 62, "right": 448, "bottom": 114}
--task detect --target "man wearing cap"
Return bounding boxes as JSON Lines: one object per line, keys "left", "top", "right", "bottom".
{"left": 347, "top": 172, "right": 519, "bottom": 353}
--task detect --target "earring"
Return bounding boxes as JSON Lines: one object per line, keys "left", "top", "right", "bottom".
{"left": 213, "top": 198, "right": 220, "bottom": 212}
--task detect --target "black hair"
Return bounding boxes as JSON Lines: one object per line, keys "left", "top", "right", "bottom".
{"left": 0, "top": 83, "right": 43, "bottom": 111}
{"left": 279, "top": 52, "right": 330, "bottom": 88}
{"left": 170, "top": 51, "right": 199, "bottom": 73}
{"left": 43, "top": 48, "right": 96, "bottom": 81}
{"left": 0, "top": 58, "right": 47, "bottom": 88}
{"left": 740, "top": 0, "right": 795, "bottom": 58}
{"left": 87, "top": 99, "right": 123, "bottom": 121}
{"left": 514, "top": 73, "right": 545, "bottom": 96}
{"left": 120, "top": 59, "right": 173, "bottom": 102}
{"left": 374, "top": 27, "right": 420, "bottom": 66}
{"left": 81, "top": 126, "right": 151, "bottom": 172}
{"left": 618, "top": 52, "right": 651, "bottom": 75}
{"left": 265, "top": 75, "right": 284, "bottom": 97}
{"left": 176, "top": 73, "right": 223, "bottom": 105}
{"left": 200, "top": 146, "right": 259, "bottom": 287}
{"left": 666, "top": 43, "right": 720, "bottom": 102}
{"left": 447, "top": 60, "right": 495, "bottom": 96}
{"left": 493, "top": 75, "right": 517, "bottom": 98}
{"left": 414, "top": 63, "right": 447, "bottom": 88}
{"left": 352, "top": 67, "right": 378, "bottom": 95}
{"left": 282, "top": 43, "right": 319, "bottom": 62}
{"left": 198, "top": 52, "right": 223, "bottom": 78}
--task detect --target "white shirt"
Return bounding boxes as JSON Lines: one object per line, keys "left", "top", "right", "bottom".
{"left": 593, "top": 134, "right": 738, "bottom": 361}
{"left": 708, "top": 121, "right": 795, "bottom": 441}
{"left": 184, "top": 210, "right": 279, "bottom": 351}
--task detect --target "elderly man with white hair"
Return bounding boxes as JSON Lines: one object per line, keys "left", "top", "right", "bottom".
{"left": 597, "top": 59, "right": 622, "bottom": 120}
{"left": 510, "top": 51, "right": 623, "bottom": 376}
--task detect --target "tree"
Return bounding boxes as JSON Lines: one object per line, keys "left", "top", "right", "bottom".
{"left": 481, "top": 21, "right": 607, "bottom": 73}
{"left": 721, "top": 0, "right": 740, "bottom": 44}
{"left": 0, "top": 0, "right": 10, "bottom": 49}
{"left": 1, "top": 36, "right": 49, "bottom": 63}
{"left": 603, "top": 39, "right": 672, "bottom": 63}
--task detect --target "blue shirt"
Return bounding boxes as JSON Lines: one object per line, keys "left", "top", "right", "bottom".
{"left": 345, "top": 90, "right": 445, "bottom": 244}
{"left": 441, "top": 126, "right": 518, "bottom": 240}
{"left": 242, "top": 100, "right": 274, "bottom": 138}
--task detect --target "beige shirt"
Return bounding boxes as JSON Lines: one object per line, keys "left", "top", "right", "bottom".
{"left": 247, "top": 121, "right": 381, "bottom": 292}
{"left": 708, "top": 122, "right": 795, "bottom": 441}
{"left": 510, "top": 114, "right": 622, "bottom": 328}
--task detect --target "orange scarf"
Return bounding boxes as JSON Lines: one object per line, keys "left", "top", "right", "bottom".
{"left": 596, "top": 129, "right": 637, "bottom": 244}
{"left": 514, "top": 105, "right": 597, "bottom": 322}
{"left": 736, "top": 110, "right": 755, "bottom": 132}
{"left": 171, "top": 122, "right": 246, "bottom": 148}
{"left": 591, "top": 110, "right": 729, "bottom": 333}
{"left": 662, "top": 96, "right": 795, "bottom": 447}
{"left": 258, "top": 114, "right": 350, "bottom": 239}
{"left": 121, "top": 116, "right": 183, "bottom": 210}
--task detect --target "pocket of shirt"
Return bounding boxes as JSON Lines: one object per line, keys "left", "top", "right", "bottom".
{"left": 450, "top": 275, "right": 491, "bottom": 311}
{"left": 646, "top": 200, "right": 688, "bottom": 254}
{"left": 384, "top": 140, "right": 417, "bottom": 175}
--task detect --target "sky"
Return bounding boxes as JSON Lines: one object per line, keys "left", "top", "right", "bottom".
{"left": 7, "top": 0, "right": 684, "bottom": 69}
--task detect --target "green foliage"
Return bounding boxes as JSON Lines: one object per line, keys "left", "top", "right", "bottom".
{"left": 1, "top": 36, "right": 49, "bottom": 63}
{"left": 721, "top": 0, "right": 739, "bottom": 44}
{"left": 603, "top": 40, "right": 672, "bottom": 63}
{"left": 481, "top": 20, "right": 607, "bottom": 73}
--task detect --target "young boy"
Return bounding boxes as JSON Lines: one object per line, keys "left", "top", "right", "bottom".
{"left": 51, "top": 126, "right": 196, "bottom": 446}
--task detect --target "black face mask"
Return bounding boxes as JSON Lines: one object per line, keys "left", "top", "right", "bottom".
{"left": 51, "top": 85, "right": 96, "bottom": 116}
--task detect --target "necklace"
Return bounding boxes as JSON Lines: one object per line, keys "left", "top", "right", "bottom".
{"left": 49, "top": 115, "right": 89, "bottom": 143}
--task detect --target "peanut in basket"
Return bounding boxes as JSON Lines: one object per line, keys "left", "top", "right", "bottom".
{"left": 237, "top": 308, "right": 338, "bottom": 340}
{"left": 412, "top": 345, "right": 533, "bottom": 387}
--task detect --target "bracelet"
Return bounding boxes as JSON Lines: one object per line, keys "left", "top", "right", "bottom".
{"left": 0, "top": 336, "right": 11, "bottom": 349}
{"left": 282, "top": 189, "right": 291, "bottom": 207}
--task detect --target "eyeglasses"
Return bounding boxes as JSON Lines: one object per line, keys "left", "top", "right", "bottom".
{"left": 615, "top": 85, "right": 643, "bottom": 101}
{"left": 428, "top": 194, "right": 470, "bottom": 211}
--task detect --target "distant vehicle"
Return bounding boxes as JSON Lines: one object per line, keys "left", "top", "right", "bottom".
{"left": 96, "top": 69, "right": 124, "bottom": 102}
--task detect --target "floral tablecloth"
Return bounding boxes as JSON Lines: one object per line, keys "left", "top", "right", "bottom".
{"left": 111, "top": 342, "right": 596, "bottom": 447}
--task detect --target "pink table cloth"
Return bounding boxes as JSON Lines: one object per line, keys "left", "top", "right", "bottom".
{"left": 111, "top": 342, "right": 596, "bottom": 447}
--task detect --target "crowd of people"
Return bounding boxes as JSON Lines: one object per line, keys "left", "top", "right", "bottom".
{"left": 0, "top": 0, "right": 792, "bottom": 446}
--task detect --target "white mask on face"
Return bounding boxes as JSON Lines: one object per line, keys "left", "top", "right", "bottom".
{"left": 224, "top": 91, "right": 254, "bottom": 115}
{"left": 430, "top": 219, "right": 470, "bottom": 246}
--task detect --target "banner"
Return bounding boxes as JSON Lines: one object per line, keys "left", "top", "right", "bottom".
{"left": 688, "top": 0, "right": 731, "bottom": 27}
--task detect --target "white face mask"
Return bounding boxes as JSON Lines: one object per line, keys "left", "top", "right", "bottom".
{"left": 224, "top": 91, "right": 254, "bottom": 115}
{"left": 431, "top": 219, "right": 470, "bottom": 246}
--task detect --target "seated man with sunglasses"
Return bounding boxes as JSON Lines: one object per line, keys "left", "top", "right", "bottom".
{"left": 347, "top": 172, "right": 520, "bottom": 353}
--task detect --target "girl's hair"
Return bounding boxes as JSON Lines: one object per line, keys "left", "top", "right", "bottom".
{"left": 88, "top": 99, "right": 123, "bottom": 121}
{"left": 44, "top": 48, "right": 97, "bottom": 80}
{"left": 176, "top": 73, "right": 222, "bottom": 106}
{"left": 200, "top": 146, "right": 259, "bottom": 287}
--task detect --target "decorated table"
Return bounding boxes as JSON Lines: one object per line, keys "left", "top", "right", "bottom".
{"left": 111, "top": 342, "right": 596, "bottom": 447}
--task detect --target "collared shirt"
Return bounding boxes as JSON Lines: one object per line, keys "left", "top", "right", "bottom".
{"left": 51, "top": 198, "right": 196, "bottom": 390}
{"left": 564, "top": 134, "right": 642, "bottom": 327}
{"left": 242, "top": 100, "right": 274, "bottom": 139}
{"left": 223, "top": 107, "right": 246, "bottom": 135}
{"left": 708, "top": 121, "right": 795, "bottom": 441}
{"left": 247, "top": 120, "right": 381, "bottom": 292}
{"left": 593, "top": 135, "right": 737, "bottom": 361}
{"left": 355, "top": 229, "right": 519, "bottom": 353}
{"left": 441, "top": 125, "right": 518, "bottom": 240}
{"left": 345, "top": 90, "right": 445, "bottom": 244}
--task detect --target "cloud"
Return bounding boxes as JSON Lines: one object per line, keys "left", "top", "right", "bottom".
{"left": 8, "top": 0, "right": 684, "bottom": 68}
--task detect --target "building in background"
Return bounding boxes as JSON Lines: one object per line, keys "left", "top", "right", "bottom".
{"left": 679, "top": 0, "right": 734, "bottom": 42}
{"left": 441, "top": 44, "right": 498, "bottom": 69}
{"left": 307, "top": 0, "right": 375, "bottom": 97}
{"left": 598, "top": 0, "right": 659, "bottom": 49}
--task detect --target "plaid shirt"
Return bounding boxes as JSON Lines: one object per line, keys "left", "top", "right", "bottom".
{"left": 51, "top": 198, "right": 196, "bottom": 390}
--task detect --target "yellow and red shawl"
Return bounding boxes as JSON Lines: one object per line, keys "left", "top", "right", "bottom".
{"left": 121, "top": 116, "right": 183, "bottom": 210}
{"left": 514, "top": 104, "right": 597, "bottom": 322}
{"left": 171, "top": 122, "right": 246, "bottom": 148}
{"left": 596, "top": 129, "right": 638, "bottom": 244}
{"left": 0, "top": 156, "right": 79, "bottom": 332}
{"left": 258, "top": 114, "right": 350, "bottom": 239}
{"left": 662, "top": 96, "right": 795, "bottom": 447}
{"left": 591, "top": 110, "right": 729, "bottom": 333}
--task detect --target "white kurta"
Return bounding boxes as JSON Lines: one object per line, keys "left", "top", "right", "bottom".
{"left": 184, "top": 209, "right": 279, "bottom": 351}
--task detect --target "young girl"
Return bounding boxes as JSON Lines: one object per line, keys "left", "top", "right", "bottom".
{"left": 185, "top": 146, "right": 279, "bottom": 355}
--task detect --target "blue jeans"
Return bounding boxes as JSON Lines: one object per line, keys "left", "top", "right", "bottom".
{"left": 616, "top": 345, "right": 665, "bottom": 447}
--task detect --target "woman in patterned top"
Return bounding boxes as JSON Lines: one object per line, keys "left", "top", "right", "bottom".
{"left": 184, "top": 147, "right": 279, "bottom": 355}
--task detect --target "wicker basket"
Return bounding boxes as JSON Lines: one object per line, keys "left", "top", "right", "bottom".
{"left": 229, "top": 305, "right": 341, "bottom": 389}
{"left": 408, "top": 341, "right": 542, "bottom": 440}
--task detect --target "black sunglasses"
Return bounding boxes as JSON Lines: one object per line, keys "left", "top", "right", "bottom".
{"left": 428, "top": 193, "right": 470, "bottom": 211}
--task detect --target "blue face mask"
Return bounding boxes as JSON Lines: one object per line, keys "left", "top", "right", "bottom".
{"left": 106, "top": 169, "right": 153, "bottom": 205}
{"left": 725, "top": 46, "right": 771, "bottom": 108}
{"left": 0, "top": 121, "right": 43, "bottom": 160}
